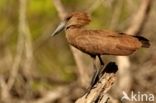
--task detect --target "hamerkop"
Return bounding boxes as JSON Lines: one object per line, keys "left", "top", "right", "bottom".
{"left": 52, "top": 11, "right": 150, "bottom": 64}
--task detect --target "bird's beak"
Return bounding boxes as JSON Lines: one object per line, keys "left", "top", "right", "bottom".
{"left": 51, "top": 21, "right": 66, "bottom": 37}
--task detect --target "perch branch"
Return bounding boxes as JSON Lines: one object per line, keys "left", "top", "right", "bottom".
{"left": 76, "top": 62, "right": 118, "bottom": 103}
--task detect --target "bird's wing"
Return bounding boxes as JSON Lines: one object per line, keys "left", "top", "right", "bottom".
{"left": 115, "top": 35, "right": 141, "bottom": 50}
{"left": 74, "top": 30, "right": 119, "bottom": 55}
{"left": 91, "top": 29, "right": 141, "bottom": 50}
{"left": 86, "top": 29, "right": 120, "bottom": 36}
{"left": 73, "top": 30, "right": 140, "bottom": 55}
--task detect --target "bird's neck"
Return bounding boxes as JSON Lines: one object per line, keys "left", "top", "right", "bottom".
{"left": 65, "top": 26, "right": 83, "bottom": 44}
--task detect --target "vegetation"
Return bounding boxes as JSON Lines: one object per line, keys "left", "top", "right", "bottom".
{"left": 0, "top": 0, "right": 155, "bottom": 103}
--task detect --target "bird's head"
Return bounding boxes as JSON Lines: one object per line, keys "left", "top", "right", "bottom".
{"left": 52, "top": 12, "right": 91, "bottom": 36}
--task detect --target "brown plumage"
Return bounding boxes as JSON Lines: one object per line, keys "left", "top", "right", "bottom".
{"left": 63, "top": 12, "right": 150, "bottom": 57}
{"left": 52, "top": 11, "right": 150, "bottom": 62}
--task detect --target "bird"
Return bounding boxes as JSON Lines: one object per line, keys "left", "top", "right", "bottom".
{"left": 52, "top": 11, "right": 150, "bottom": 66}
{"left": 52, "top": 11, "right": 150, "bottom": 87}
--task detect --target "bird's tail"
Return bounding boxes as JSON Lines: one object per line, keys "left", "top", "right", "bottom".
{"left": 134, "top": 36, "right": 150, "bottom": 48}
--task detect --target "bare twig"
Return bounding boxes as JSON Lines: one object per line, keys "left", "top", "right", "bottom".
{"left": 7, "top": 0, "right": 26, "bottom": 90}
{"left": 22, "top": 3, "right": 33, "bottom": 78}
{"left": 7, "top": 0, "right": 33, "bottom": 90}
{"left": 126, "top": 0, "right": 153, "bottom": 35}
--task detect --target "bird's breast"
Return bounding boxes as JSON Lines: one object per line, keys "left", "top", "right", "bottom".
{"left": 65, "top": 28, "right": 81, "bottom": 45}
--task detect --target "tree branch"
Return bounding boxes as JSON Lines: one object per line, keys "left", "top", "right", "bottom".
{"left": 76, "top": 62, "right": 118, "bottom": 103}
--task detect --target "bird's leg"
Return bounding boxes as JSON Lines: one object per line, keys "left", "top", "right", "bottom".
{"left": 98, "top": 55, "right": 104, "bottom": 66}
{"left": 86, "top": 56, "right": 100, "bottom": 97}
{"left": 98, "top": 55, "right": 106, "bottom": 78}
{"left": 90, "top": 56, "right": 100, "bottom": 87}
{"left": 90, "top": 55, "right": 105, "bottom": 88}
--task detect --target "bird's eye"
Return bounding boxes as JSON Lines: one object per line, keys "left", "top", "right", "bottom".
{"left": 66, "top": 17, "right": 70, "bottom": 21}
{"left": 65, "top": 16, "right": 72, "bottom": 21}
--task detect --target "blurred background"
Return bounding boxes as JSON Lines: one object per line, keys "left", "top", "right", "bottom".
{"left": 0, "top": 0, "right": 155, "bottom": 103}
